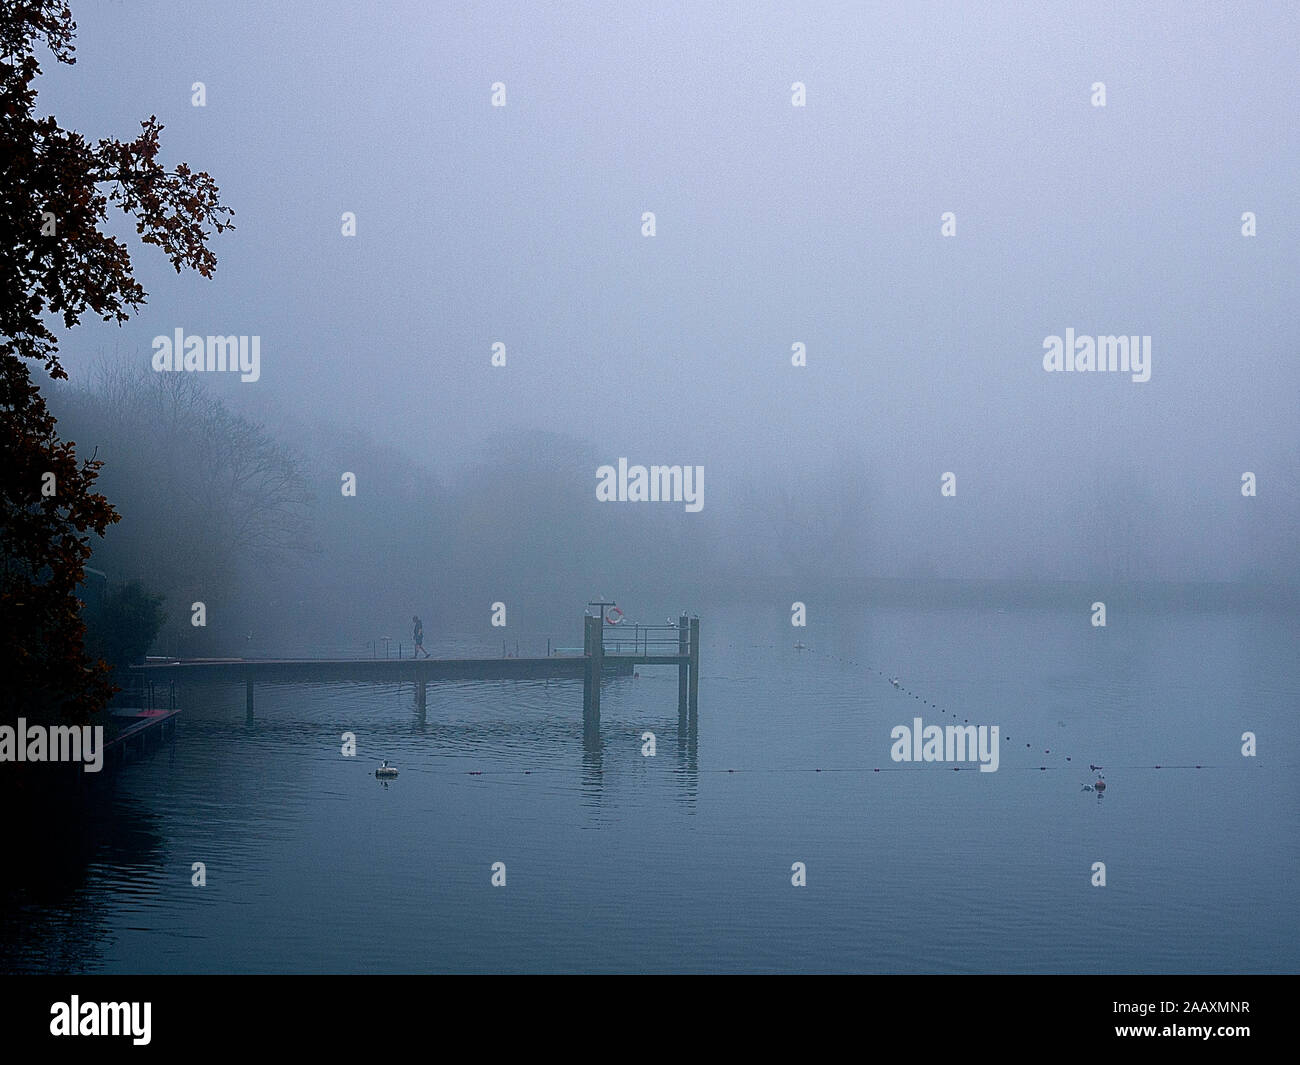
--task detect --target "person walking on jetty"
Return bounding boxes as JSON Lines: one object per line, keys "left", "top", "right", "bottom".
{"left": 412, "top": 615, "right": 430, "bottom": 659}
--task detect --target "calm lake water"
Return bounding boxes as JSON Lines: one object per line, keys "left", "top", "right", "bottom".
{"left": 3, "top": 600, "right": 1297, "bottom": 973}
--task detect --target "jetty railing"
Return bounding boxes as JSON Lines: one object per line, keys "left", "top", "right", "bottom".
{"left": 599, "top": 623, "right": 683, "bottom": 656}
{"left": 110, "top": 677, "right": 176, "bottom": 711}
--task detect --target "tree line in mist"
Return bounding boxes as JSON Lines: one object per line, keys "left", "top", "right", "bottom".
{"left": 47, "top": 364, "right": 1299, "bottom": 660}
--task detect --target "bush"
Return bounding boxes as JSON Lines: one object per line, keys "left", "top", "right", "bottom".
{"left": 84, "top": 580, "right": 167, "bottom": 673}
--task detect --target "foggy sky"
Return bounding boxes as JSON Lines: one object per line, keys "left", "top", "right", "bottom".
{"left": 33, "top": 0, "right": 1300, "bottom": 588}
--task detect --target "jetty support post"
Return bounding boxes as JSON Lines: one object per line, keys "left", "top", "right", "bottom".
{"left": 583, "top": 613, "right": 602, "bottom": 723}
{"left": 678, "top": 614, "right": 689, "bottom": 717}
{"left": 688, "top": 617, "right": 700, "bottom": 713}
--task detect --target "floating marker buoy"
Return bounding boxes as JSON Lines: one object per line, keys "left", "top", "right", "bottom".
{"left": 1094, "top": 779, "right": 1106, "bottom": 791}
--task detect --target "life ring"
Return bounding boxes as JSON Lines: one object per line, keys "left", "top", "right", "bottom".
{"left": 605, "top": 606, "right": 624, "bottom": 625}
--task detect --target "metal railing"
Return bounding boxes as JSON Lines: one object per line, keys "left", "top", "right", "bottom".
{"left": 599, "top": 623, "right": 685, "bottom": 656}
{"left": 110, "top": 678, "right": 176, "bottom": 710}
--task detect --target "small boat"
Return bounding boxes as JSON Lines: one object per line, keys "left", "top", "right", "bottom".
{"left": 375, "top": 760, "right": 398, "bottom": 779}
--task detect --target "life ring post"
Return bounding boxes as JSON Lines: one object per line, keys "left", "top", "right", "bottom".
{"left": 583, "top": 613, "right": 603, "bottom": 727}
{"left": 586, "top": 599, "right": 619, "bottom": 650}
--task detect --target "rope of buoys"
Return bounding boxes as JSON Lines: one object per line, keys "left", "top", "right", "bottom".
{"left": 787, "top": 643, "right": 1256, "bottom": 791}
{"left": 444, "top": 763, "right": 1284, "bottom": 777}
{"left": 794, "top": 643, "right": 1094, "bottom": 771}
{"left": 632, "top": 639, "right": 1268, "bottom": 786}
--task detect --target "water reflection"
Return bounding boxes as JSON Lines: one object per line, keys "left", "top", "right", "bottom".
{"left": 5, "top": 602, "right": 1295, "bottom": 974}
{"left": 676, "top": 706, "right": 698, "bottom": 809}
{"left": 0, "top": 776, "right": 170, "bottom": 974}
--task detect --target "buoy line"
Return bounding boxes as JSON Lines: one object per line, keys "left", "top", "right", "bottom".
{"left": 713, "top": 638, "right": 1259, "bottom": 789}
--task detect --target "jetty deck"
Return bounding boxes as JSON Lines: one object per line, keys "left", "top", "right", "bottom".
{"left": 130, "top": 613, "right": 700, "bottom": 723}
{"left": 103, "top": 707, "right": 181, "bottom": 768}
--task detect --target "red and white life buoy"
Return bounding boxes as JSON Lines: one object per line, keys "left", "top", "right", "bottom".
{"left": 605, "top": 606, "right": 624, "bottom": 625}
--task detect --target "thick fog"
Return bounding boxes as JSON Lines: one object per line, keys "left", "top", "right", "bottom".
{"left": 33, "top": 1, "right": 1300, "bottom": 650}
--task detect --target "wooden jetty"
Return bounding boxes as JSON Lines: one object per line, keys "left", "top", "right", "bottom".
{"left": 130, "top": 612, "right": 700, "bottom": 728}
{"left": 103, "top": 707, "right": 181, "bottom": 769}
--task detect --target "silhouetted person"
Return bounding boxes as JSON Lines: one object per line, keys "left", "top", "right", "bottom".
{"left": 412, "top": 615, "right": 430, "bottom": 659}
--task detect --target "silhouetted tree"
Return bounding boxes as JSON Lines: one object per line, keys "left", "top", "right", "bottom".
{"left": 58, "top": 366, "right": 316, "bottom": 610}
{"left": 0, "top": 1, "right": 232, "bottom": 723}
